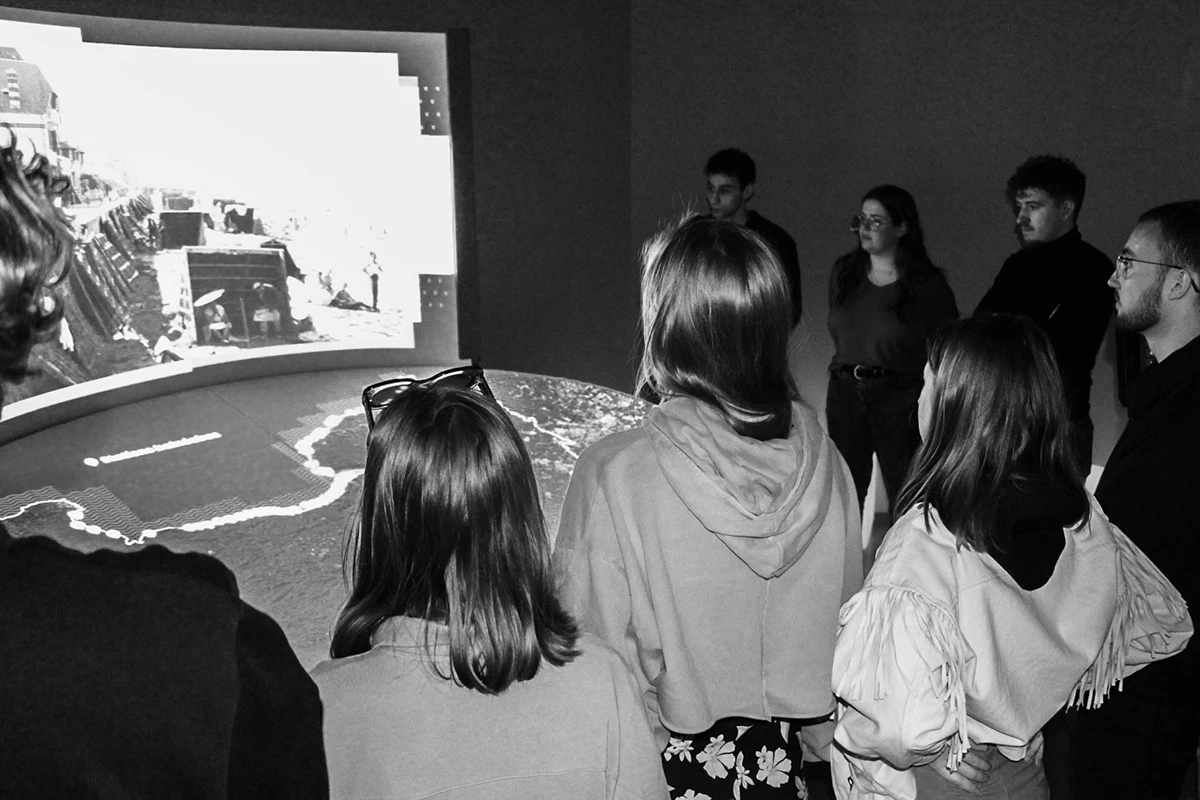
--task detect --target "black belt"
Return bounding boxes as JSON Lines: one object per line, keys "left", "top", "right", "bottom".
{"left": 830, "top": 364, "right": 905, "bottom": 380}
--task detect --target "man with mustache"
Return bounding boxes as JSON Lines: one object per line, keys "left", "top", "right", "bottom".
{"left": 1067, "top": 200, "right": 1200, "bottom": 799}
{"left": 976, "top": 155, "right": 1113, "bottom": 474}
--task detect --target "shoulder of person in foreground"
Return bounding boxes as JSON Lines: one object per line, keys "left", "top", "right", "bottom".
{"left": 228, "top": 578, "right": 329, "bottom": 797}
{"left": 1, "top": 533, "right": 328, "bottom": 798}
{"left": 551, "top": 425, "right": 665, "bottom": 734}
{"left": 115, "top": 543, "right": 329, "bottom": 797}
{"left": 571, "top": 634, "right": 670, "bottom": 800}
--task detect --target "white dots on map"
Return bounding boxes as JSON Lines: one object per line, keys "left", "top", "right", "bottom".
{"left": 82, "top": 432, "right": 222, "bottom": 467}
{"left": 8, "top": 409, "right": 366, "bottom": 546}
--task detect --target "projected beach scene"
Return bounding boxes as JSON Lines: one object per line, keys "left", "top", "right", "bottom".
{"left": 0, "top": 20, "right": 457, "bottom": 404}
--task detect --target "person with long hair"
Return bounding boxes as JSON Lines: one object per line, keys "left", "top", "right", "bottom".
{"left": 827, "top": 185, "right": 957, "bottom": 562}
{"left": 830, "top": 314, "right": 1191, "bottom": 799}
{"left": 0, "top": 138, "right": 328, "bottom": 795}
{"left": 554, "top": 216, "right": 863, "bottom": 799}
{"left": 311, "top": 384, "right": 667, "bottom": 799}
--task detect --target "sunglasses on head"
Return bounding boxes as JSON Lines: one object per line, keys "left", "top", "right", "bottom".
{"left": 361, "top": 366, "right": 494, "bottom": 430}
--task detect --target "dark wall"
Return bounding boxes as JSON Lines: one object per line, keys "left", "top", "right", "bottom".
{"left": 632, "top": 0, "right": 1200, "bottom": 468}
{"left": 13, "top": 0, "right": 637, "bottom": 391}
{"left": 11, "top": 0, "right": 1200, "bottom": 463}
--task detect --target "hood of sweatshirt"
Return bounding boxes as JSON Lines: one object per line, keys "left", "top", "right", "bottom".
{"left": 645, "top": 396, "right": 841, "bottom": 578}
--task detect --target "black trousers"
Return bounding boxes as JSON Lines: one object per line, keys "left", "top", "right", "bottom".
{"left": 825, "top": 370, "right": 923, "bottom": 516}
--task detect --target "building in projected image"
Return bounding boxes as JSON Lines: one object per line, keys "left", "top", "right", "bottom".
{"left": 0, "top": 47, "right": 84, "bottom": 188}
{"left": 0, "top": 17, "right": 464, "bottom": 408}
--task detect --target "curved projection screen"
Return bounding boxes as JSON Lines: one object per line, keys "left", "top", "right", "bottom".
{"left": 0, "top": 9, "right": 462, "bottom": 406}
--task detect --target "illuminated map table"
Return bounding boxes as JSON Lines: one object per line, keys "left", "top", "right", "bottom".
{"left": 0, "top": 368, "right": 647, "bottom": 667}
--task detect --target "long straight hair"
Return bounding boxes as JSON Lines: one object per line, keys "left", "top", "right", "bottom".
{"left": 637, "top": 215, "right": 795, "bottom": 440}
{"left": 331, "top": 385, "right": 579, "bottom": 693}
{"left": 832, "top": 184, "right": 944, "bottom": 321}
{"left": 895, "top": 314, "right": 1088, "bottom": 552}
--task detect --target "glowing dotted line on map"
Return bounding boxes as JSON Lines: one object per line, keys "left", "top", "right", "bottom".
{"left": 294, "top": 408, "right": 366, "bottom": 478}
{"left": 7, "top": 409, "right": 367, "bottom": 546}
{"left": 136, "top": 407, "right": 366, "bottom": 540}
{"left": 0, "top": 498, "right": 138, "bottom": 543}
{"left": 82, "top": 432, "right": 223, "bottom": 467}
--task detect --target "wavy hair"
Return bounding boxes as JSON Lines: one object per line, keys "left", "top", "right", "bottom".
{"left": 1005, "top": 154, "right": 1086, "bottom": 216}
{"left": 831, "top": 184, "right": 945, "bottom": 321}
{"left": 637, "top": 215, "right": 795, "bottom": 440}
{"left": 895, "top": 314, "right": 1088, "bottom": 552}
{"left": 331, "top": 385, "right": 579, "bottom": 693}
{"left": 0, "top": 135, "right": 75, "bottom": 405}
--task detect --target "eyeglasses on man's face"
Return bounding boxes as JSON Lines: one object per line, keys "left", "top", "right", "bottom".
{"left": 361, "top": 366, "right": 494, "bottom": 430}
{"left": 850, "top": 213, "right": 891, "bottom": 233}
{"left": 1115, "top": 254, "right": 1200, "bottom": 293}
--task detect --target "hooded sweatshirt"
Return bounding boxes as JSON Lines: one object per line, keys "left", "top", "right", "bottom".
{"left": 553, "top": 397, "right": 863, "bottom": 747}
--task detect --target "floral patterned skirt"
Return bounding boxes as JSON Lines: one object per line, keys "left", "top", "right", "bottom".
{"left": 662, "top": 717, "right": 809, "bottom": 799}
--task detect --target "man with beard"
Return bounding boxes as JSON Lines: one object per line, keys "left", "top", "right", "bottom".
{"left": 705, "top": 148, "right": 802, "bottom": 324}
{"left": 976, "top": 155, "right": 1113, "bottom": 473}
{"left": 1066, "top": 201, "right": 1200, "bottom": 800}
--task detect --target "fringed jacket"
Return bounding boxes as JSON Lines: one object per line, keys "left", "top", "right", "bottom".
{"left": 830, "top": 498, "right": 1192, "bottom": 800}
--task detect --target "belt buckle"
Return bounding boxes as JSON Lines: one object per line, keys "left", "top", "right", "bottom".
{"left": 853, "top": 365, "right": 870, "bottom": 380}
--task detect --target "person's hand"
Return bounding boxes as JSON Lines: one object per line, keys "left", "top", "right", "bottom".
{"left": 930, "top": 743, "right": 991, "bottom": 794}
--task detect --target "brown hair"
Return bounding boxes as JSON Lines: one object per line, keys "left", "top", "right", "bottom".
{"left": 331, "top": 385, "right": 578, "bottom": 693}
{"left": 637, "top": 215, "right": 795, "bottom": 440}
{"left": 896, "top": 314, "right": 1088, "bottom": 551}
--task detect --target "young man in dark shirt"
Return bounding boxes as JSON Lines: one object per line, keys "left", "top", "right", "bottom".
{"left": 1067, "top": 201, "right": 1200, "bottom": 800}
{"left": 976, "top": 155, "right": 1113, "bottom": 473}
{"left": 705, "top": 148, "right": 802, "bottom": 324}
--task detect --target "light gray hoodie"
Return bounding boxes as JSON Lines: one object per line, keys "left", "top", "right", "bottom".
{"left": 554, "top": 396, "right": 863, "bottom": 747}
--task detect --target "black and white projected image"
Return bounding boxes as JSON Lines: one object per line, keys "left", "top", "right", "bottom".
{"left": 0, "top": 19, "right": 457, "bottom": 404}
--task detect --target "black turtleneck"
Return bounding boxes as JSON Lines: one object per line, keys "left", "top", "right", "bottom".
{"left": 1096, "top": 332, "right": 1200, "bottom": 609}
{"left": 976, "top": 228, "right": 1114, "bottom": 419}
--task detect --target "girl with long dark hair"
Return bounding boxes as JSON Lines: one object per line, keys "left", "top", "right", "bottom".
{"left": 826, "top": 185, "right": 957, "bottom": 562}
{"left": 555, "top": 216, "right": 863, "bottom": 799}
{"left": 312, "top": 384, "right": 667, "bottom": 799}
{"left": 830, "top": 314, "right": 1191, "bottom": 799}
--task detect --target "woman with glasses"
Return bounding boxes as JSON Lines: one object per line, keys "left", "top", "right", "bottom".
{"left": 554, "top": 216, "right": 862, "bottom": 799}
{"left": 311, "top": 382, "right": 667, "bottom": 799}
{"left": 830, "top": 314, "right": 1191, "bottom": 799}
{"left": 827, "top": 185, "right": 958, "bottom": 567}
